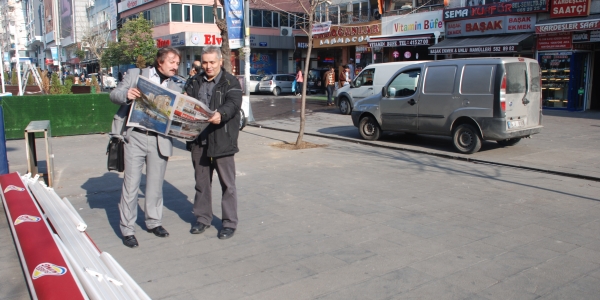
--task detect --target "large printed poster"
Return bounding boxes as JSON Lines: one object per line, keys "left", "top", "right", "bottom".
{"left": 250, "top": 51, "right": 277, "bottom": 75}
{"left": 225, "top": 0, "right": 244, "bottom": 49}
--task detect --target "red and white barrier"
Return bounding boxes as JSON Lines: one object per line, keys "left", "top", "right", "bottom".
{"left": 0, "top": 172, "right": 87, "bottom": 299}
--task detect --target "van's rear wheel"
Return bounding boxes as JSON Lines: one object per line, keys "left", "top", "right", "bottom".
{"left": 452, "top": 124, "right": 481, "bottom": 154}
{"left": 359, "top": 116, "right": 381, "bottom": 141}
{"left": 339, "top": 97, "right": 351, "bottom": 115}
{"left": 496, "top": 138, "right": 521, "bottom": 146}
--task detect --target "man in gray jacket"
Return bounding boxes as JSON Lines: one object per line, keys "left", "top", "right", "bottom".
{"left": 185, "top": 46, "right": 242, "bottom": 240}
{"left": 110, "top": 47, "right": 184, "bottom": 248}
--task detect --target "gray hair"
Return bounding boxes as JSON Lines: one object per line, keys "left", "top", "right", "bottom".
{"left": 201, "top": 46, "right": 222, "bottom": 61}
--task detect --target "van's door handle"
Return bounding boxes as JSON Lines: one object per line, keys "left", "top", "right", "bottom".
{"left": 367, "top": 88, "right": 373, "bottom": 90}
{"left": 408, "top": 99, "right": 416, "bottom": 106}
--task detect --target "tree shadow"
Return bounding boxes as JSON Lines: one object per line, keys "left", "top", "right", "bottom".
{"left": 81, "top": 171, "right": 204, "bottom": 238}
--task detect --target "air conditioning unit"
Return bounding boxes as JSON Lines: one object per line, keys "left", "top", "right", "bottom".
{"left": 81, "top": 42, "right": 90, "bottom": 48}
{"left": 280, "top": 27, "right": 293, "bottom": 37}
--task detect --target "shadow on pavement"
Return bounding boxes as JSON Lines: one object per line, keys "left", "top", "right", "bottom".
{"left": 81, "top": 172, "right": 196, "bottom": 238}
{"left": 543, "top": 109, "right": 600, "bottom": 120}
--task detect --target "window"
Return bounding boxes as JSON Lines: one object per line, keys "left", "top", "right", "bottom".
{"left": 389, "top": 69, "right": 420, "bottom": 97}
{"left": 272, "top": 12, "right": 279, "bottom": 27}
{"left": 294, "top": 13, "right": 307, "bottom": 29}
{"left": 329, "top": 6, "right": 339, "bottom": 24}
{"left": 529, "top": 62, "right": 540, "bottom": 92}
{"left": 461, "top": 65, "right": 494, "bottom": 94}
{"left": 251, "top": 9, "right": 262, "bottom": 27}
{"left": 171, "top": 4, "right": 182, "bottom": 22}
{"left": 352, "top": 3, "right": 360, "bottom": 21}
{"left": 424, "top": 66, "right": 456, "bottom": 94}
{"left": 204, "top": 6, "right": 215, "bottom": 23}
{"left": 354, "top": 68, "right": 374, "bottom": 87}
{"left": 505, "top": 63, "right": 526, "bottom": 94}
{"left": 192, "top": 5, "right": 203, "bottom": 23}
{"left": 280, "top": 12, "right": 289, "bottom": 27}
{"left": 263, "top": 11, "right": 273, "bottom": 27}
{"left": 184, "top": 5, "right": 191, "bottom": 22}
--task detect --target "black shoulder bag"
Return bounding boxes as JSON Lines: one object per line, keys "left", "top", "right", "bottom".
{"left": 106, "top": 68, "right": 143, "bottom": 172}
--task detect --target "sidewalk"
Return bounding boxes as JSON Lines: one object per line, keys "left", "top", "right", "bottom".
{"left": 1, "top": 110, "right": 600, "bottom": 299}
{"left": 255, "top": 102, "right": 600, "bottom": 180}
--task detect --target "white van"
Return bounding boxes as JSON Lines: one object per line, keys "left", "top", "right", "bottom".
{"left": 335, "top": 62, "right": 419, "bottom": 115}
{"left": 351, "top": 57, "right": 543, "bottom": 154}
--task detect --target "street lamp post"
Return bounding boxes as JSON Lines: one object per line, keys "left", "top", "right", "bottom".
{"left": 244, "top": 0, "right": 250, "bottom": 99}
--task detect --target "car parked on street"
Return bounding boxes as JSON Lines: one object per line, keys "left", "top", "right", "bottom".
{"left": 352, "top": 57, "right": 543, "bottom": 154}
{"left": 259, "top": 74, "right": 295, "bottom": 96}
{"left": 249, "top": 75, "right": 264, "bottom": 93}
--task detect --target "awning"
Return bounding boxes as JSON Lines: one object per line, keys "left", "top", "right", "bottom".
{"left": 428, "top": 34, "right": 533, "bottom": 55}
{"left": 368, "top": 34, "right": 434, "bottom": 47}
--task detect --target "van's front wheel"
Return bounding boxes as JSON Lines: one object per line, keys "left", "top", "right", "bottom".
{"left": 496, "top": 138, "right": 521, "bottom": 146}
{"left": 359, "top": 116, "right": 381, "bottom": 141}
{"left": 452, "top": 124, "right": 481, "bottom": 154}
{"left": 339, "top": 97, "right": 351, "bottom": 115}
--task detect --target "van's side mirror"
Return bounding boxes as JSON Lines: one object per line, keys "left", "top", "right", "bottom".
{"left": 350, "top": 81, "right": 355, "bottom": 88}
{"left": 382, "top": 86, "right": 388, "bottom": 97}
{"left": 388, "top": 87, "right": 396, "bottom": 98}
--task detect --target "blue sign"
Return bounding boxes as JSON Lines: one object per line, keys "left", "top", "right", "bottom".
{"left": 225, "top": 0, "right": 244, "bottom": 49}
{"left": 250, "top": 51, "right": 277, "bottom": 75}
{"left": 259, "top": 42, "right": 267, "bottom": 47}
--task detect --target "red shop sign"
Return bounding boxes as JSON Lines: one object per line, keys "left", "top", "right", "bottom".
{"left": 537, "top": 32, "right": 573, "bottom": 50}
{"left": 550, "top": 0, "right": 590, "bottom": 18}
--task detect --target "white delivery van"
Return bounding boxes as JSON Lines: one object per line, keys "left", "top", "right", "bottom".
{"left": 351, "top": 57, "right": 543, "bottom": 154}
{"left": 335, "top": 62, "right": 419, "bottom": 115}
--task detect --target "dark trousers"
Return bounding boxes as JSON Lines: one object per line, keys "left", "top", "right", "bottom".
{"left": 191, "top": 143, "right": 238, "bottom": 229}
{"left": 326, "top": 85, "right": 335, "bottom": 104}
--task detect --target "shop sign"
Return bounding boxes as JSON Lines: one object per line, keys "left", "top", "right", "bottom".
{"left": 297, "top": 42, "right": 308, "bottom": 48}
{"left": 368, "top": 36, "right": 431, "bottom": 47}
{"left": 356, "top": 45, "right": 370, "bottom": 52}
{"left": 393, "top": 51, "right": 400, "bottom": 58}
{"left": 44, "top": 58, "right": 53, "bottom": 65}
{"left": 536, "top": 19, "right": 600, "bottom": 33}
{"left": 155, "top": 33, "right": 186, "bottom": 48}
{"left": 429, "top": 45, "right": 517, "bottom": 54}
{"left": 443, "top": 0, "right": 548, "bottom": 21}
{"left": 537, "top": 32, "right": 572, "bottom": 50}
{"left": 382, "top": 11, "right": 444, "bottom": 35}
{"left": 446, "top": 15, "right": 536, "bottom": 37}
{"left": 312, "top": 21, "right": 332, "bottom": 35}
{"left": 404, "top": 51, "right": 411, "bottom": 58}
{"left": 573, "top": 43, "right": 593, "bottom": 50}
{"left": 550, "top": 0, "right": 590, "bottom": 18}
{"left": 313, "top": 21, "right": 381, "bottom": 48}
{"left": 572, "top": 30, "right": 600, "bottom": 42}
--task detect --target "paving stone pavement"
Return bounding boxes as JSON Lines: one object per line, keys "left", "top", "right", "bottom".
{"left": 1, "top": 108, "right": 600, "bottom": 299}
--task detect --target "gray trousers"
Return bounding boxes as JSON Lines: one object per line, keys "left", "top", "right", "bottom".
{"left": 191, "top": 143, "right": 238, "bottom": 229}
{"left": 119, "top": 131, "right": 168, "bottom": 236}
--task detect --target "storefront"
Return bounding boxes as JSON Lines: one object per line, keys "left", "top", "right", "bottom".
{"left": 246, "top": 35, "right": 295, "bottom": 75}
{"left": 535, "top": 15, "right": 600, "bottom": 111}
{"left": 432, "top": 14, "right": 537, "bottom": 58}
{"left": 370, "top": 10, "right": 445, "bottom": 63}
{"left": 312, "top": 21, "right": 381, "bottom": 70}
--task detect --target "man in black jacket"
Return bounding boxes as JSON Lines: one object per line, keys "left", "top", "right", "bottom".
{"left": 185, "top": 46, "right": 242, "bottom": 239}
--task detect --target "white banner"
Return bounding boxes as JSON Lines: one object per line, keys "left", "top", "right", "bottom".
{"left": 312, "top": 21, "right": 332, "bottom": 36}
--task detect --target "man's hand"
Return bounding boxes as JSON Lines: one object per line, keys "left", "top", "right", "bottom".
{"left": 207, "top": 111, "right": 222, "bottom": 124}
{"left": 127, "top": 88, "right": 141, "bottom": 101}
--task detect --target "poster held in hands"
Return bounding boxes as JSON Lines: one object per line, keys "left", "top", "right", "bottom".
{"left": 127, "top": 76, "right": 214, "bottom": 140}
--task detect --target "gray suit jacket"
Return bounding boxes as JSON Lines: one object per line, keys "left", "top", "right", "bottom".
{"left": 109, "top": 67, "right": 184, "bottom": 157}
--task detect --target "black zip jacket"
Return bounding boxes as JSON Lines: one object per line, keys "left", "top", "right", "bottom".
{"left": 185, "top": 68, "right": 243, "bottom": 157}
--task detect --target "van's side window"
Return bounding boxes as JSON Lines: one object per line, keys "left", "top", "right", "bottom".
{"left": 424, "top": 66, "right": 457, "bottom": 94}
{"left": 354, "top": 69, "right": 375, "bottom": 88}
{"left": 388, "top": 69, "right": 420, "bottom": 97}
{"left": 461, "top": 65, "right": 494, "bottom": 95}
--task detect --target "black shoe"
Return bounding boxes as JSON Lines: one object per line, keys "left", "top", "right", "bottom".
{"left": 218, "top": 227, "right": 236, "bottom": 240}
{"left": 123, "top": 235, "right": 139, "bottom": 248}
{"left": 190, "top": 222, "right": 210, "bottom": 234}
{"left": 147, "top": 226, "right": 169, "bottom": 237}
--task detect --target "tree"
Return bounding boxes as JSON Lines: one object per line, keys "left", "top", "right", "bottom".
{"left": 258, "top": 0, "right": 317, "bottom": 147}
{"left": 213, "top": 0, "right": 232, "bottom": 73}
{"left": 119, "top": 14, "right": 157, "bottom": 67}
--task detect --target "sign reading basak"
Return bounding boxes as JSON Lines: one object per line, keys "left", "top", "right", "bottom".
{"left": 446, "top": 15, "right": 536, "bottom": 37}
{"left": 550, "top": 0, "right": 590, "bottom": 18}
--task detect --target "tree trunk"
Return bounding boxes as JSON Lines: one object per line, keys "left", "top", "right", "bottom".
{"left": 296, "top": 8, "right": 316, "bottom": 147}
{"left": 214, "top": 0, "right": 232, "bottom": 73}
